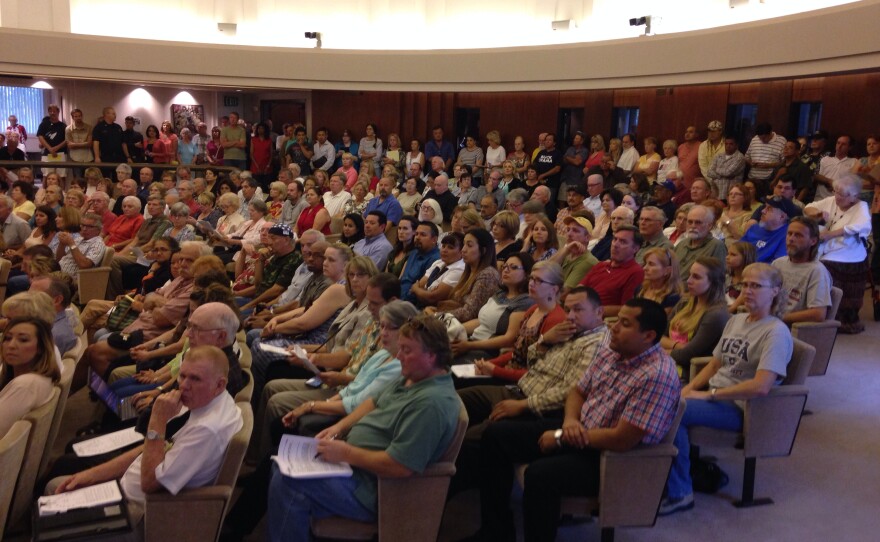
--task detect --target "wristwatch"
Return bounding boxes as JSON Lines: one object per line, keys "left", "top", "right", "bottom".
{"left": 710, "top": 388, "right": 717, "bottom": 401}
{"left": 554, "top": 429, "right": 563, "bottom": 448}
{"left": 146, "top": 429, "right": 164, "bottom": 441}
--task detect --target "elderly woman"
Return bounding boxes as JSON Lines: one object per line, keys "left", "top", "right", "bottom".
{"left": 661, "top": 263, "right": 792, "bottom": 515}
{"left": 484, "top": 130, "right": 507, "bottom": 171}
{"left": 804, "top": 174, "right": 872, "bottom": 334}
{"left": 213, "top": 198, "right": 269, "bottom": 263}
{"left": 267, "top": 181, "right": 287, "bottom": 220}
{"left": 162, "top": 202, "right": 197, "bottom": 244}
{"left": 396, "top": 177, "right": 422, "bottom": 216}
{"left": 190, "top": 191, "right": 223, "bottom": 231}
{"left": 177, "top": 127, "right": 197, "bottom": 165}
{"left": 104, "top": 195, "right": 145, "bottom": 250}
{"left": 0, "top": 317, "right": 60, "bottom": 437}
{"left": 343, "top": 181, "right": 373, "bottom": 217}
{"left": 11, "top": 180, "right": 36, "bottom": 221}
{"left": 418, "top": 198, "right": 444, "bottom": 228}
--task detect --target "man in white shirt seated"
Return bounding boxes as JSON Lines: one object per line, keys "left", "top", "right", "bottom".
{"left": 50, "top": 346, "right": 243, "bottom": 518}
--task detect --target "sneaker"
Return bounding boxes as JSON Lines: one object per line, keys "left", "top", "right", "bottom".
{"left": 658, "top": 493, "right": 695, "bottom": 516}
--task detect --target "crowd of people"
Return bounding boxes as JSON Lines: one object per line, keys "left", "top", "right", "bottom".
{"left": 0, "top": 104, "right": 876, "bottom": 541}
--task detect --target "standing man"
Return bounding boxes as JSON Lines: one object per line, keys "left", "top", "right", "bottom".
{"left": 221, "top": 112, "right": 248, "bottom": 170}
{"left": 533, "top": 134, "right": 563, "bottom": 201}
{"left": 772, "top": 216, "right": 832, "bottom": 325}
{"left": 285, "top": 126, "right": 313, "bottom": 174}
{"left": 92, "top": 107, "right": 128, "bottom": 174}
{"left": 707, "top": 133, "right": 745, "bottom": 201}
{"left": 674, "top": 205, "right": 727, "bottom": 279}
{"left": 559, "top": 131, "right": 588, "bottom": 206}
{"left": 800, "top": 130, "right": 831, "bottom": 201}
{"left": 425, "top": 126, "right": 455, "bottom": 173}
{"left": 531, "top": 133, "right": 547, "bottom": 162}
{"left": 677, "top": 125, "right": 701, "bottom": 188}
{"left": 311, "top": 128, "right": 335, "bottom": 174}
{"left": 771, "top": 140, "right": 812, "bottom": 201}
{"left": 744, "top": 123, "right": 786, "bottom": 182}
{"left": 66, "top": 108, "right": 94, "bottom": 183}
{"left": 698, "top": 120, "right": 725, "bottom": 180}
{"left": 470, "top": 298, "right": 679, "bottom": 542}
{"left": 814, "top": 135, "right": 857, "bottom": 201}
{"left": 122, "top": 116, "right": 145, "bottom": 164}
{"left": 193, "top": 122, "right": 210, "bottom": 164}
{"left": 37, "top": 103, "right": 67, "bottom": 182}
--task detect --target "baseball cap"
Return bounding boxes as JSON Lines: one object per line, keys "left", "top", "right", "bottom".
{"left": 707, "top": 120, "right": 723, "bottom": 131}
{"left": 563, "top": 215, "right": 594, "bottom": 235}
{"left": 268, "top": 223, "right": 295, "bottom": 238}
{"left": 764, "top": 196, "right": 802, "bottom": 218}
{"left": 656, "top": 180, "right": 677, "bottom": 192}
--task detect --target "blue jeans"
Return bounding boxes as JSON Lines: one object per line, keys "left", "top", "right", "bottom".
{"left": 110, "top": 376, "right": 160, "bottom": 398}
{"left": 267, "top": 463, "right": 375, "bottom": 542}
{"left": 235, "top": 296, "right": 254, "bottom": 318}
{"left": 666, "top": 398, "right": 743, "bottom": 499}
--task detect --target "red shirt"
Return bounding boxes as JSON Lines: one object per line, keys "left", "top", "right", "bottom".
{"left": 105, "top": 213, "right": 144, "bottom": 246}
{"left": 579, "top": 258, "right": 644, "bottom": 307}
{"left": 677, "top": 141, "right": 701, "bottom": 188}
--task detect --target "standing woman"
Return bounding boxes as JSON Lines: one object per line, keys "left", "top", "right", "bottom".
{"left": 634, "top": 137, "right": 661, "bottom": 183}
{"left": 0, "top": 317, "right": 60, "bottom": 437}
{"left": 507, "top": 135, "right": 530, "bottom": 178}
{"left": 250, "top": 122, "right": 274, "bottom": 189}
{"left": 584, "top": 134, "right": 606, "bottom": 172}
{"left": 206, "top": 126, "right": 225, "bottom": 166}
{"left": 662, "top": 263, "right": 792, "bottom": 514}
{"left": 177, "top": 128, "right": 198, "bottom": 165}
{"left": 358, "top": 123, "right": 383, "bottom": 175}
{"left": 381, "top": 133, "right": 405, "bottom": 178}
{"left": 804, "top": 174, "right": 872, "bottom": 334}
{"left": 405, "top": 138, "right": 425, "bottom": 173}
{"left": 636, "top": 247, "right": 683, "bottom": 314}
{"left": 457, "top": 135, "right": 485, "bottom": 183}
{"left": 427, "top": 228, "right": 501, "bottom": 323}
{"left": 143, "top": 124, "right": 164, "bottom": 163}
{"left": 385, "top": 215, "right": 417, "bottom": 278}
{"left": 484, "top": 130, "right": 507, "bottom": 171}
{"left": 660, "top": 257, "right": 730, "bottom": 377}
{"left": 160, "top": 120, "right": 179, "bottom": 164}
{"left": 334, "top": 129, "right": 359, "bottom": 170}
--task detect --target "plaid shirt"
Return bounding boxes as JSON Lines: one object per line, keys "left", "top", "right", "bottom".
{"left": 520, "top": 325, "right": 610, "bottom": 415}
{"left": 577, "top": 343, "right": 680, "bottom": 445}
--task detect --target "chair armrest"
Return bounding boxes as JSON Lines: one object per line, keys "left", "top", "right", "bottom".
{"left": 599, "top": 444, "right": 678, "bottom": 529}
{"left": 603, "top": 443, "right": 678, "bottom": 459}
{"left": 689, "top": 356, "right": 712, "bottom": 383}
{"left": 145, "top": 486, "right": 233, "bottom": 542}
{"left": 145, "top": 485, "right": 232, "bottom": 504}
{"left": 792, "top": 321, "right": 841, "bottom": 331}
{"left": 743, "top": 385, "right": 809, "bottom": 458}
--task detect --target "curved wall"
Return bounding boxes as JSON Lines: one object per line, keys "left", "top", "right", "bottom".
{"left": 0, "top": 1, "right": 878, "bottom": 91}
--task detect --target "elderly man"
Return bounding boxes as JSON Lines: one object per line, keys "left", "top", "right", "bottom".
{"left": 741, "top": 196, "right": 798, "bottom": 263}
{"left": 504, "top": 188, "right": 528, "bottom": 221}
{"left": 583, "top": 174, "right": 604, "bottom": 218}
{"left": 363, "top": 177, "right": 403, "bottom": 226}
{"left": 580, "top": 225, "right": 644, "bottom": 316}
{"left": 0, "top": 195, "right": 30, "bottom": 250}
{"left": 471, "top": 298, "right": 679, "bottom": 542}
{"left": 30, "top": 275, "right": 78, "bottom": 355}
{"left": 475, "top": 169, "right": 506, "bottom": 211}
{"left": 104, "top": 195, "right": 145, "bottom": 249}
{"left": 584, "top": 152, "right": 626, "bottom": 189}
{"left": 555, "top": 184, "right": 587, "bottom": 239}
{"left": 353, "top": 210, "right": 394, "bottom": 270}
{"left": 636, "top": 206, "right": 673, "bottom": 265}
{"left": 689, "top": 178, "right": 711, "bottom": 206}
{"left": 56, "top": 212, "right": 107, "bottom": 282}
{"left": 137, "top": 167, "right": 154, "bottom": 199}
{"left": 674, "top": 205, "right": 727, "bottom": 279}
{"left": 423, "top": 174, "right": 457, "bottom": 222}
{"left": 266, "top": 314, "right": 460, "bottom": 542}
{"left": 238, "top": 224, "right": 303, "bottom": 315}
{"left": 617, "top": 133, "right": 640, "bottom": 174}
{"left": 745, "top": 123, "right": 786, "bottom": 182}
{"left": 106, "top": 195, "right": 171, "bottom": 298}
{"left": 178, "top": 180, "right": 200, "bottom": 216}
{"left": 52, "top": 345, "right": 243, "bottom": 523}
{"left": 86, "top": 191, "right": 118, "bottom": 236}
{"left": 92, "top": 106, "right": 128, "bottom": 170}
{"left": 772, "top": 216, "right": 833, "bottom": 325}
{"left": 280, "top": 179, "right": 308, "bottom": 227}
{"left": 550, "top": 214, "right": 598, "bottom": 292}
{"left": 323, "top": 174, "right": 352, "bottom": 217}
{"left": 530, "top": 184, "right": 557, "bottom": 222}
{"left": 707, "top": 133, "right": 745, "bottom": 200}
{"left": 480, "top": 194, "right": 498, "bottom": 230}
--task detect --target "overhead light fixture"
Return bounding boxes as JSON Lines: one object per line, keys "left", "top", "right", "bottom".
{"left": 31, "top": 80, "right": 53, "bottom": 89}
{"left": 628, "top": 15, "right": 652, "bottom": 36}
{"left": 217, "top": 22, "right": 237, "bottom": 35}
{"left": 551, "top": 20, "right": 575, "bottom": 31}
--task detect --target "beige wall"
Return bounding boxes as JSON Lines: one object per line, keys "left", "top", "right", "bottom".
{"left": 0, "top": 1, "right": 877, "bottom": 92}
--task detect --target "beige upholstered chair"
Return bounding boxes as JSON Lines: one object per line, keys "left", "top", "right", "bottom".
{"left": 143, "top": 402, "right": 254, "bottom": 542}
{"left": 310, "top": 403, "right": 469, "bottom": 541}
{"left": 0, "top": 421, "right": 30, "bottom": 538}
{"left": 792, "top": 286, "right": 843, "bottom": 376}
{"left": 38, "top": 357, "right": 78, "bottom": 481}
{"left": 78, "top": 246, "right": 115, "bottom": 304}
{"left": 7, "top": 387, "right": 61, "bottom": 530}
{"left": 330, "top": 216, "right": 345, "bottom": 234}
{"left": 689, "top": 339, "right": 815, "bottom": 507}
{"left": 234, "top": 368, "right": 254, "bottom": 404}
{"left": 325, "top": 233, "right": 342, "bottom": 244}
{"left": 0, "top": 257, "right": 11, "bottom": 302}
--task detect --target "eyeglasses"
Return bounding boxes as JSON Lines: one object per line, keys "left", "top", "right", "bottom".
{"left": 188, "top": 323, "right": 223, "bottom": 334}
{"left": 80, "top": 223, "right": 99, "bottom": 229}
{"left": 529, "top": 276, "right": 554, "bottom": 285}
{"left": 501, "top": 263, "right": 523, "bottom": 271}
{"left": 741, "top": 282, "right": 772, "bottom": 290}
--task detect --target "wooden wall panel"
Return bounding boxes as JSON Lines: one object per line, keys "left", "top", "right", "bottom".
{"left": 454, "top": 92, "right": 559, "bottom": 151}
{"left": 792, "top": 77, "right": 824, "bottom": 103}
{"left": 559, "top": 91, "right": 586, "bottom": 108}
{"left": 821, "top": 73, "right": 880, "bottom": 153}
{"left": 728, "top": 82, "right": 759, "bottom": 104}
{"left": 613, "top": 89, "right": 642, "bottom": 107}
{"left": 582, "top": 89, "right": 614, "bottom": 141}
{"left": 757, "top": 80, "right": 793, "bottom": 134}
{"left": 669, "top": 85, "right": 730, "bottom": 140}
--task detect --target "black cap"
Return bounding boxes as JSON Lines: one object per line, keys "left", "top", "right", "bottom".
{"left": 566, "top": 184, "right": 587, "bottom": 197}
{"left": 810, "top": 130, "right": 829, "bottom": 140}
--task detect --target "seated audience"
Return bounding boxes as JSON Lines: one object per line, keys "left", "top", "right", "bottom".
{"left": 408, "top": 232, "right": 465, "bottom": 308}
{"left": 661, "top": 263, "right": 793, "bottom": 515}
{"left": 399, "top": 221, "right": 440, "bottom": 299}
{"left": 384, "top": 215, "right": 417, "bottom": 278}
{"left": 635, "top": 206, "right": 673, "bottom": 265}
{"left": 352, "top": 210, "right": 394, "bottom": 270}
{"left": 522, "top": 215, "right": 558, "bottom": 263}
{"left": 635, "top": 247, "right": 682, "bottom": 314}
{"left": 772, "top": 216, "right": 833, "bottom": 325}
{"left": 674, "top": 204, "right": 727, "bottom": 280}
{"left": 579, "top": 225, "right": 645, "bottom": 316}
{"left": 339, "top": 213, "right": 365, "bottom": 247}
{"left": 29, "top": 275, "right": 78, "bottom": 355}
{"left": 491, "top": 210, "right": 524, "bottom": 264}
{"left": 740, "top": 196, "right": 797, "bottom": 263}
{"left": 725, "top": 241, "right": 757, "bottom": 310}
{"left": 551, "top": 213, "right": 598, "bottom": 292}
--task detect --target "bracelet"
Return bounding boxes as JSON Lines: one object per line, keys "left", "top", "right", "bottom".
{"left": 309, "top": 401, "right": 315, "bottom": 412}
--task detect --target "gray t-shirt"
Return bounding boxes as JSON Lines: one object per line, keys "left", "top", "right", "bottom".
{"left": 710, "top": 314, "right": 792, "bottom": 399}
{"left": 771, "top": 256, "right": 832, "bottom": 315}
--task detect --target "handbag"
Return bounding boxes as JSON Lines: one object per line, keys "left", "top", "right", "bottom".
{"left": 106, "top": 297, "right": 140, "bottom": 332}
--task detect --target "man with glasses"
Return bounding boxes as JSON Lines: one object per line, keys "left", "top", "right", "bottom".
{"left": 56, "top": 212, "right": 107, "bottom": 282}
{"left": 583, "top": 174, "right": 604, "bottom": 218}
{"left": 636, "top": 206, "right": 673, "bottom": 265}
{"left": 551, "top": 214, "right": 598, "bottom": 292}
{"left": 107, "top": 195, "right": 172, "bottom": 298}
{"left": 674, "top": 205, "right": 727, "bottom": 279}
{"left": 475, "top": 169, "right": 506, "bottom": 211}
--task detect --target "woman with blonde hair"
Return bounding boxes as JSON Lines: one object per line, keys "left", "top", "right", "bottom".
{"left": 660, "top": 257, "right": 729, "bottom": 377}
{"left": 343, "top": 181, "right": 372, "bottom": 217}
{"left": 608, "top": 137, "right": 622, "bottom": 164}
{"left": 583, "top": 134, "right": 606, "bottom": 172}
{"left": 381, "top": 132, "right": 404, "bottom": 176}
{"left": 0, "top": 317, "right": 60, "bottom": 436}
{"left": 507, "top": 135, "right": 530, "bottom": 178}
{"left": 491, "top": 210, "right": 523, "bottom": 264}
{"left": 484, "top": 130, "right": 506, "bottom": 171}
{"left": 266, "top": 181, "right": 288, "bottom": 220}
{"left": 335, "top": 152, "right": 358, "bottom": 190}
{"left": 636, "top": 247, "right": 682, "bottom": 313}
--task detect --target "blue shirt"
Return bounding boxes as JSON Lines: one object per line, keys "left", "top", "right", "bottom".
{"left": 425, "top": 139, "right": 455, "bottom": 166}
{"left": 741, "top": 223, "right": 789, "bottom": 263}
{"left": 353, "top": 233, "right": 394, "bottom": 271}
{"left": 400, "top": 246, "right": 440, "bottom": 300}
{"left": 363, "top": 196, "right": 403, "bottom": 226}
